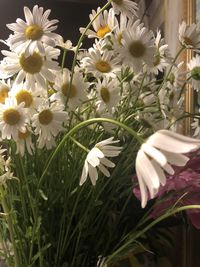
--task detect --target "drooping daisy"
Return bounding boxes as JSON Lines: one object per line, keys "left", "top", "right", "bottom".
{"left": 80, "top": 137, "right": 122, "bottom": 186}
{"left": 179, "top": 21, "right": 200, "bottom": 49}
{"left": 80, "top": 8, "right": 117, "bottom": 39}
{"left": 51, "top": 68, "right": 88, "bottom": 110}
{"left": 95, "top": 77, "right": 121, "bottom": 112}
{"left": 188, "top": 54, "right": 200, "bottom": 91}
{"left": 0, "top": 98, "right": 28, "bottom": 140}
{"left": 6, "top": 5, "right": 62, "bottom": 56}
{"left": 117, "top": 20, "right": 156, "bottom": 72}
{"left": 32, "top": 101, "right": 68, "bottom": 149}
{"left": 81, "top": 48, "right": 121, "bottom": 78}
{"left": 0, "top": 49, "right": 59, "bottom": 89}
{"left": 15, "top": 128, "right": 34, "bottom": 156}
{"left": 109, "top": 0, "right": 138, "bottom": 18}
{"left": 135, "top": 129, "right": 200, "bottom": 208}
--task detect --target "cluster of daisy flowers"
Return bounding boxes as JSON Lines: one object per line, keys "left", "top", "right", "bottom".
{"left": 0, "top": 0, "right": 199, "bottom": 209}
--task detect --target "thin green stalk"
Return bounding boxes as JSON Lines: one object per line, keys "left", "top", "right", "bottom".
{"left": 105, "top": 205, "right": 200, "bottom": 264}
{"left": 0, "top": 186, "right": 20, "bottom": 267}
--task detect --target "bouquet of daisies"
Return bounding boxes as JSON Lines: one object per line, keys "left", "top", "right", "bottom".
{"left": 0, "top": 1, "right": 199, "bottom": 266}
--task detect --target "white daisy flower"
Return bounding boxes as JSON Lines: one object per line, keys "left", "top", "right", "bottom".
{"left": 0, "top": 49, "right": 59, "bottom": 89}
{"left": 9, "top": 82, "right": 43, "bottom": 115}
{"left": 109, "top": 0, "right": 138, "bottom": 18}
{"left": 15, "top": 128, "right": 34, "bottom": 156}
{"left": 146, "top": 30, "right": 170, "bottom": 75}
{"left": 112, "top": 13, "right": 132, "bottom": 47}
{"left": 0, "top": 80, "right": 11, "bottom": 104}
{"left": 191, "top": 117, "right": 200, "bottom": 138}
{"left": 188, "top": 54, "right": 200, "bottom": 91}
{"left": 80, "top": 8, "right": 117, "bottom": 39}
{"left": 6, "top": 5, "right": 62, "bottom": 56}
{"left": 136, "top": 129, "right": 200, "bottom": 208}
{"left": 57, "top": 38, "right": 74, "bottom": 51}
{"left": 0, "top": 98, "right": 28, "bottom": 140}
{"left": 32, "top": 101, "right": 68, "bottom": 149}
{"left": 51, "top": 68, "right": 88, "bottom": 110}
{"left": 96, "top": 104, "right": 117, "bottom": 133}
{"left": 179, "top": 21, "right": 200, "bottom": 49}
{"left": 164, "top": 62, "right": 185, "bottom": 91}
{"left": 80, "top": 137, "right": 122, "bottom": 186}
{"left": 117, "top": 20, "right": 156, "bottom": 72}
{"left": 95, "top": 77, "right": 121, "bottom": 112}
{"left": 81, "top": 48, "right": 120, "bottom": 79}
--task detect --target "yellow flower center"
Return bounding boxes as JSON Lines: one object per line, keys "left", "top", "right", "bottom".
{"left": 18, "top": 130, "right": 30, "bottom": 140}
{"left": 97, "top": 25, "right": 111, "bottom": 38}
{"left": 113, "top": 0, "right": 123, "bottom": 5}
{"left": 183, "top": 37, "right": 193, "bottom": 46}
{"left": 61, "top": 83, "right": 77, "bottom": 98}
{"left": 25, "top": 24, "right": 43, "bottom": 40}
{"left": 39, "top": 109, "right": 53, "bottom": 125}
{"left": 95, "top": 61, "right": 111, "bottom": 73}
{"left": 100, "top": 87, "right": 110, "bottom": 103}
{"left": 129, "top": 41, "right": 146, "bottom": 58}
{"left": 0, "top": 86, "right": 9, "bottom": 104}
{"left": 3, "top": 108, "right": 21, "bottom": 125}
{"left": 20, "top": 53, "right": 43, "bottom": 74}
{"left": 16, "top": 90, "right": 33, "bottom": 108}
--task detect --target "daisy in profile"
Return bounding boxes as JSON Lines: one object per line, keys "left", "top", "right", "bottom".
{"left": 7, "top": 5, "right": 61, "bottom": 56}
{"left": 112, "top": 13, "right": 134, "bottom": 47}
{"left": 147, "top": 30, "right": 170, "bottom": 75}
{"left": 0, "top": 80, "right": 11, "bottom": 104}
{"left": 109, "top": 0, "right": 138, "bottom": 18}
{"left": 0, "top": 97, "right": 28, "bottom": 140}
{"left": 81, "top": 48, "right": 120, "bottom": 78}
{"left": 95, "top": 77, "right": 121, "bottom": 112}
{"left": 80, "top": 8, "right": 117, "bottom": 39}
{"left": 80, "top": 137, "right": 122, "bottom": 186}
{"left": 179, "top": 21, "right": 200, "bottom": 49}
{"left": 117, "top": 20, "right": 156, "bottom": 72}
{"left": 0, "top": 49, "right": 59, "bottom": 89}
{"left": 32, "top": 101, "right": 68, "bottom": 149}
{"left": 15, "top": 128, "right": 34, "bottom": 156}
{"left": 51, "top": 68, "right": 88, "bottom": 110}
{"left": 135, "top": 129, "right": 200, "bottom": 208}
{"left": 188, "top": 54, "right": 200, "bottom": 91}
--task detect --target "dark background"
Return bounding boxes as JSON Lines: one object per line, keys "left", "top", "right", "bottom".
{"left": 0, "top": 0, "right": 104, "bottom": 64}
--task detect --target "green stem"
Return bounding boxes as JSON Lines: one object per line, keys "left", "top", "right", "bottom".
{"left": 105, "top": 205, "right": 200, "bottom": 264}
{"left": 39, "top": 118, "right": 144, "bottom": 187}
{"left": 0, "top": 186, "right": 20, "bottom": 267}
